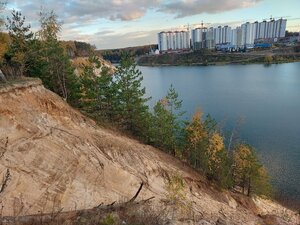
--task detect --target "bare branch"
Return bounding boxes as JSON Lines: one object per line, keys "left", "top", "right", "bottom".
{"left": 128, "top": 182, "right": 144, "bottom": 203}
{"left": 0, "top": 169, "right": 11, "bottom": 193}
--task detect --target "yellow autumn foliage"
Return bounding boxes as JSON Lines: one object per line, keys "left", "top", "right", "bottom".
{"left": 233, "top": 144, "right": 273, "bottom": 196}
{"left": 185, "top": 109, "right": 207, "bottom": 147}
{"left": 159, "top": 97, "right": 169, "bottom": 108}
{"left": 72, "top": 57, "right": 91, "bottom": 76}
{"left": 72, "top": 57, "right": 91, "bottom": 67}
{"left": 0, "top": 32, "right": 10, "bottom": 63}
{"left": 60, "top": 40, "right": 76, "bottom": 56}
{"left": 233, "top": 144, "right": 253, "bottom": 174}
{"left": 207, "top": 132, "right": 225, "bottom": 171}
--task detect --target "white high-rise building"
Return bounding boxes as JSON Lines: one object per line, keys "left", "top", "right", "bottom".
{"left": 230, "top": 26, "right": 244, "bottom": 48}
{"left": 166, "top": 32, "right": 173, "bottom": 50}
{"left": 210, "top": 25, "right": 232, "bottom": 45}
{"left": 241, "top": 23, "right": 247, "bottom": 46}
{"left": 274, "top": 20, "right": 280, "bottom": 38}
{"left": 182, "top": 31, "right": 190, "bottom": 49}
{"left": 221, "top": 26, "right": 226, "bottom": 43}
{"left": 231, "top": 29, "right": 237, "bottom": 46}
{"left": 213, "top": 28, "right": 217, "bottom": 44}
{"left": 206, "top": 27, "right": 215, "bottom": 49}
{"left": 236, "top": 27, "right": 243, "bottom": 48}
{"left": 214, "top": 26, "right": 222, "bottom": 44}
{"left": 158, "top": 30, "right": 190, "bottom": 52}
{"left": 179, "top": 32, "right": 184, "bottom": 49}
{"left": 222, "top": 26, "right": 232, "bottom": 44}
{"left": 253, "top": 21, "right": 259, "bottom": 39}
{"left": 278, "top": 18, "right": 287, "bottom": 38}
{"left": 158, "top": 18, "right": 287, "bottom": 51}
{"left": 258, "top": 20, "right": 267, "bottom": 39}
{"left": 252, "top": 18, "right": 286, "bottom": 41}
{"left": 192, "top": 28, "right": 202, "bottom": 43}
{"left": 241, "top": 22, "right": 255, "bottom": 47}
{"left": 158, "top": 32, "right": 167, "bottom": 51}
{"left": 192, "top": 25, "right": 233, "bottom": 49}
{"left": 246, "top": 22, "right": 253, "bottom": 45}
{"left": 266, "top": 20, "right": 275, "bottom": 38}
{"left": 192, "top": 27, "right": 207, "bottom": 49}
{"left": 175, "top": 31, "right": 181, "bottom": 49}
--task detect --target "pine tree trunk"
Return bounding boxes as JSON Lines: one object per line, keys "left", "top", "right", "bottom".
{"left": 247, "top": 177, "right": 251, "bottom": 196}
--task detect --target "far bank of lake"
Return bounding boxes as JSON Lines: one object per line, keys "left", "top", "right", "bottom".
{"left": 137, "top": 49, "right": 300, "bottom": 67}
{"left": 139, "top": 62, "right": 300, "bottom": 208}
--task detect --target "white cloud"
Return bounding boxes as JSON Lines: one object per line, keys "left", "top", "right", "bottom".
{"left": 159, "top": 0, "right": 263, "bottom": 18}
{"left": 4, "top": 0, "right": 264, "bottom": 48}
{"left": 7, "top": 0, "right": 262, "bottom": 22}
{"left": 92, "top": 29, "right": 160, "bottom": 50}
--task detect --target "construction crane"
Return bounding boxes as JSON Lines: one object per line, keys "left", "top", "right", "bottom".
{"left": 263, "top": 15, "right": 291, "bottom": 21}
{"left": 164, "top": 21, "right": 213, "bottom": 33}
{"left": 263, "top": 15, "right": 273, "bottom": 21}
{"left": 184, "top": 21, "right": 211, "bottom": 30}
{"left": 273, "top": 16, "right": 291, "bottom": 19}
{"left": 163, "top": 26, "right": 181, "bottom": 32}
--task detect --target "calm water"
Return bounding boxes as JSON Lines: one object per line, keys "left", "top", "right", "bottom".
{"left": 139, "top": 63, "right": 300, "bottom": 206}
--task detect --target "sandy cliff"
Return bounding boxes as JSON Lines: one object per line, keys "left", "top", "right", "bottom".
{"left": 0, "top": 79, "right": 298, "bottom": 224}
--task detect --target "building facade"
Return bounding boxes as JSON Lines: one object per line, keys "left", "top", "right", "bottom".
{"left": 158, "top": 18, "right": 287, "bottom": 52}
{"left": 158, "top": 31, "right": 190, "bottom": 52}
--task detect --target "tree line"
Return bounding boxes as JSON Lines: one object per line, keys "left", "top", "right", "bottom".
{"left": 0, "top": 8, "right": 272, "bottom": 197}
{"left": 98, "top": 44, "right": 158, "bottom": 63}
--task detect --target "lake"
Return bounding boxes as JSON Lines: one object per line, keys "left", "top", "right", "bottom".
{"left": 139, "top": 62, "right": 300, "bottom": 207}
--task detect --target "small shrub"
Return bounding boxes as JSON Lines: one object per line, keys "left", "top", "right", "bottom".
{"left": 165, "top": 173, "right": 192, "bottom": 217}
{"left": 99, "top": 213, "right": 116, "bottom": 225}
{"left": 264, "top": 55, "right": 273, "bottom": 64}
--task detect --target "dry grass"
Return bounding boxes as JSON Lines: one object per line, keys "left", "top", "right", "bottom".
{"left": 0, "top": 202, "right": 169, "bottom": 225}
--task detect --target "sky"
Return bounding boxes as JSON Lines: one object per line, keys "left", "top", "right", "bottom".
{"left": 2, "top": 0, "right": 300, "bottom": 49}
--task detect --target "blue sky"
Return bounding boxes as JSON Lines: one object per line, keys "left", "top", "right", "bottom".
{"left": 3, "top": 0, "right": 300, "bottom": 49}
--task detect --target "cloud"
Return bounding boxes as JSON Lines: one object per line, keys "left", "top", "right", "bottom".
{"left": 92, "top": 29, "right": 161, "bottom": 50}
{"left": 43, "top": 0, "right": 159, "bottom": 21}
{"left": 158, "top": 0, "right": 263, "bottom": 18}
{"left": 4, "top": 0, "right": 264, "bottom": 48}
{"left": 59, "top": 24, "right": 160, "bottom": 50}
{"left": 7, "top": 0, "right": 263, "bottom": 22}
{"left": 94, "top": 30, "right": 115, "bottom": 36}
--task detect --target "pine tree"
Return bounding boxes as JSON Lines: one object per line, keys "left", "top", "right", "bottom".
{"left": 79, "top": 55, "right": 116, "bottom": 120}
{"left": 207, "top": 132, "right": 233, "bottom": 188}
{"left": 26, "top": 10, "right": 80, "bottom": 103}
{"left": 251, "top": 166, "right": 273, "bottom": 197}
{"left": 207, "top": 132, "right": 225, "bottom": 173}
{"left": 0, "top": 33, "right": 9, "bottom": 66}
{"left": 150, "top": 85, "right": 185, "bottom": 155}
{"left": 2, "top": 10, "right": 33, "bottom": 78}
{"left": 151, "top": 99, "right": 176, "bottom": 153}
{"left": 185, "top": 109, "right": 208, "bottom": 168}
{"left": 113, "top": 54, "right": 151, "bottom": 135}
{"left": 185, "top": 110, "right": 232, "bottom": 187}
{"left": 37, "top": 10, "right": 61, "bottom": 41}
{"left": 79, "top": 55, "right": 101, "bottom": 112}
{"left": 212, "top": 147, "right": 233, "bottom": 188}
{"left": 165, "top": 84, "right": 183, "bottom": 116}
{"left": 95, "top": 63, "right": 116, "bottom": 120}
{"left": 0, "top": 2, "right": 5, "bottom": 29}
{"left": 233, "top": 144, "right": 272, "bottom": 196}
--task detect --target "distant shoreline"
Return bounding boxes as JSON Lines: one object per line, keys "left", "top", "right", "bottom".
{"left": 137, "top": 47, "right": 300, "bottom": 67}
{"left": 138, "top": 60, "right": 300, "bottom": 67}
